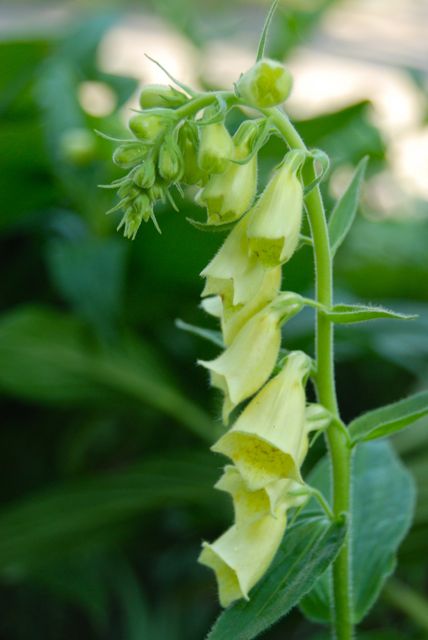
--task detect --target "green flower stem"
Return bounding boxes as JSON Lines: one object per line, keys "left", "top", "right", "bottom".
{"left": 267, "top": 107, "right": 353, "bottom": 640}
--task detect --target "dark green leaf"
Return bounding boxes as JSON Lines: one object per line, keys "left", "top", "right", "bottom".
{"left": 328, "top": 157, "right": 368, "bottom": 256}
{"left": 326, "top": 303, "right": 416, "bottom": 324}
{"left": 349, "top": 391, "right": 428, "bottom": 445}
{"left": 186, "top": 217, "right": 235, "bottom": 233}
{"left": 176, "top": 319, "right": 223, "bottom": 348}
{"left": 46, "top": 236, "right": 128, "bottom": 337}
{"left": 300, "top": 441, "right": 415, "bottom": 624}
{"left": 0, "top": 306, "right": 213, "bottom": 440}
{"left": 207, "top": 515, "right": 347, "bottom": 640}
{"left": 0, "top": 452, "right": 220, "bottom": 572}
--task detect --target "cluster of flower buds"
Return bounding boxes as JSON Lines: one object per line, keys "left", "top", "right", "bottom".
{"left": 197, "top": 148, "right": 330, "bottom": 607}
{"left": 105, "top": 58, "right": 331, "bottom": 608}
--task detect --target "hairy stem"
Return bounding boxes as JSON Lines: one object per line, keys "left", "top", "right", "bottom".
{"left": 267, "top": 107, "right": 353, "bottom": 639}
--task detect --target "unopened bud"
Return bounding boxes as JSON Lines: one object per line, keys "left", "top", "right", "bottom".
{"left": 117, "top": 192, "right": 153, "bottom": 240}
{"left": 113, "top": 142, "right": 147, "bottom": 169}
{"left": 129, "top": 113, "right": 167, "bottom": 141}
{"left": 178, "top": 122, "right": 207, "bottom": 185}
{"left": 139, "top": 84, "right": 188, "bottom": 109}
{"left": 132, "top": 158, "right": 156, "bottom": 189}
{"left": 198, "top": 121, "right": 233, "bottom": 175}
{"left": 158, "top": 134, "right": 184, "bottom": 183}
{"left": 236, "top": 59, "right": 292, "bottom": 108}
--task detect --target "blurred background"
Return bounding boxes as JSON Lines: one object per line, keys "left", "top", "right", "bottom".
{"left": 1, "top": 0, "right": 427, "bottom": 638}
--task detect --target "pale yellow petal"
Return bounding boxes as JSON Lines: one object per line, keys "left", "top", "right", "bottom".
{"left": 212, "top": 351, "right": 311, "bottom": 489}
{"left": 198, "top": 511, "right": 286, "bottom": 607}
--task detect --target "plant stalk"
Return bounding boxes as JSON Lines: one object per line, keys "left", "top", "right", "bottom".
{"left": 268, "top": 107, "right": 353, "bottom": 639}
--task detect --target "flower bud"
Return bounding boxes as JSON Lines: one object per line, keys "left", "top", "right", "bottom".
{"left": 236, "top": 59, "right": 292, "bottom": 108}
{"left": 197, "top": 121, "right": 234, "bottom": 174}
{"left": 198, "top": 509, "right": 286, "bottom": 607}
{"left": 196, "top": 121, "right": 258, "bottom": 225}
{"left": 178, "top": 121, "right": 207, "bottom": 185}
{"left": 212, "top": 351, "right": 312, "bottom": 490}
{"left": 139, "top": 84, "right": 188, "bottom": 109}
{"left": 132, "top": 158, "right": 156, "bottom": 189}
{"left": 247, "top": 151, "right": 305, "bottom": 267}
{"left": 113, "top": 142, "right": 148, "bottom": 169}
{"left": 129, "top": 113, "right": 167, "bottom": 141}
{"left": 198, "top": 304, "right": 281, "bottom": 423}
{"left": 117, "top": 193, "right": 153, "bottom": 240}
{"left": 158, "top": 134, "right": 184, "bottom": 183}
{"left": 201, "top": 214, "right": 266, "bottom": 308}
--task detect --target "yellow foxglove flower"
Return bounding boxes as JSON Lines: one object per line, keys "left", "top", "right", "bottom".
{"left": 247, "top": 151, "right": 305, "bottom": 267}
{"left": 216, "top": 465, "right": 307, "bottom": 523}
{"left": 212, "top": 351, "right": 312, "bottom": 488}
{"left": 201, "top": 268, "right": 281, "bottom": 345}
{"left": 196, "top": 121, "right": 258, "bottom": 225}
{"left": 198, "top": 305, "right": 281, "bottom": 422}
{"left": 201, "top": 214, "right": 266, "bottom": 308}
{"left": 198, "top": 511, "right": 286, "bottom": 607}
{"left": 221, "top": 267, "right": 281, "bottom": 345}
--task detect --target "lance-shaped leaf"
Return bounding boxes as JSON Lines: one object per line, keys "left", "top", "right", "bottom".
{"left": 300, "top": 441, "right": 415, "bottom": 624}
{"left": 325, "top": 303, "right": 417, "bottom": 324}
{"left": 328, "top": 157, "right": 368, "bottom": 256}
{"left": 206, "top": 514, "right": 347, "bottom": 640}
{"left": 349, "top": 391, "right": 428, "bottom": 445}
{"left": 175, "top": 319, "right": 224, "bottom": 348}
{"left": 0, "top": 452, "right": 222, "bottom": 572}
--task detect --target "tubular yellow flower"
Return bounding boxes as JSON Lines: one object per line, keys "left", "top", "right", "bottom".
{"left": 198, "top": 512, "right": 286, "bottom": 607}
{"left": 200, "top": 214, "right": 267, "bottom": 308}
{"left": 211, "top": 351, "right": 312, "bottom": 489}
{"left": 198, "top": 304, "right": 282, "bottom": 422}
{"left": 215, "top": 464, "right": 306, "bottom": 524}
{"left": 196, "top": 121, "right": 258, "bottom": 225}
{"left": 221, "top": 267, "right": 281, "bottom": 345}
{"left": 199, "top": 467, "right": 307, "bottom": 607}
{"left": 247, "top": 151, "right": 305, "bottom": 267}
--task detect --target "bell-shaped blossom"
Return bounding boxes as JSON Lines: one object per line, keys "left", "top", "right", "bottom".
{"left": 198, "top": 305, "right": 281, "bottom": 422}
{"left": 196, "top": 121, "right": 258, "bottom": 225}
{"left": 198, "top": 510, "right": 286, "bottom": 607}
{"left": 199, "top": 466, "right": 307, "bottom": 607}
{"left": 212, "top": 351, "right": 313, "bottom": 488}
{"left": 216, "top": 464, "right": 306, "bottom": 523}
{"left": 247, "top": 151, "right": 305, "bottom": 267}
{"left": 201, "top": 214, "right": 267, "bottom": 308}
{"left": 221, "top": 267, "right": 282, "bottom": 345}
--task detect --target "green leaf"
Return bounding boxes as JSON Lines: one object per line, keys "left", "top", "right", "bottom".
{"left": 0, "top": 306, "right": 213, "bottom": 441}
{"left": 46, "top": 236, "right": 128, "bottom": 337}
{"left": 328, "top": 157, "right": 368, "bottom": 256}
{"left": 300, "top": 441, "right": 415, "bottom": 624}
{"left": 0, "top": 452, "right": 220, "bottom": 572}
{"left": 207, "top": 515, "right": 347, "bottom": 640}
{"left": 326, "top": 303, "right": 417, "bottom": 324}
{"left": 349, "top": 391, "right": 428, "bottom": 445}
{"left": 176, "top": 319, "right": 223, "bottom": 348}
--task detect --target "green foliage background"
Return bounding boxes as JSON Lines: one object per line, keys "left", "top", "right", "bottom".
{"left": 1, "top": 1, "right": 427, "bottom": 638}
